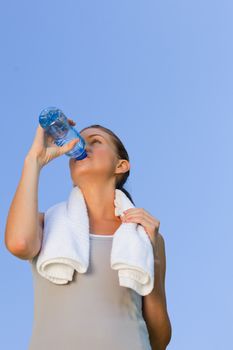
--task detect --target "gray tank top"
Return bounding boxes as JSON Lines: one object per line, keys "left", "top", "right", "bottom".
{"left": 28, "top": 233, "right": 152, "bottom": 350}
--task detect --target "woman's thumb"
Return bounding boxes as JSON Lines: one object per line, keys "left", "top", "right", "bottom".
{"left": 60, "top": 138, "right": 79, "bottom": 154}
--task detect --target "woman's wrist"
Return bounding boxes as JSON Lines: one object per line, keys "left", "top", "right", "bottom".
{"left": 150, "top": 232, "right": 160, "bottom": 263}
{"left": 24, "top": 153, "right": 43, "bottom": 171}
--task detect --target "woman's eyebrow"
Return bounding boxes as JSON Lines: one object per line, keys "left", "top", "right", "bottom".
{"left": 84, "top": 134, "right": 106, "bottom": 140}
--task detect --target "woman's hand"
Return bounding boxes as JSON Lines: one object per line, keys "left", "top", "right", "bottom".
{"left": 120, "top": 208, "right": 160, "bottom": 247}
{"left": 26, "top": 118, "right": 79, "bottom": 169}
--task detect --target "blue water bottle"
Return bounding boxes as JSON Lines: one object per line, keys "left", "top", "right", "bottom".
{"left": 38, "top": 107, "right": 88, "bottom": 160}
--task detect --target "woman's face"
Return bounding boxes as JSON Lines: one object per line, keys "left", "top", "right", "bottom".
{"left": 69, "top": 128, "right": 120, "bottom": 186}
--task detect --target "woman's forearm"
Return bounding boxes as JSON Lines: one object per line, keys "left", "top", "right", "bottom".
{"left": 143, "top": 260, "right": 172, "bottom": 349}
{"left": 143, "top": 234, "right": 172, "bottom": 349}
{"left": 4, "top": 154, "right": 42, "bottom": 255}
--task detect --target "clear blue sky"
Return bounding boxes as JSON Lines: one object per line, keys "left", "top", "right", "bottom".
{"left": 1, "top": 1, "right": 232, "bottom": 349}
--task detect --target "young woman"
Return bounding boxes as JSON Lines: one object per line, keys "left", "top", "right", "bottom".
{"left": 5, "top": 119, "right": 172, "bottom": 350}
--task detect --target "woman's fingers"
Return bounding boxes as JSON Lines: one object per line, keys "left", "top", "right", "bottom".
{"left": 67, "top": 118, "right": 76, "bottom": 125}
{"left": 59, "top": 138, "right": 80, "bottom": 155}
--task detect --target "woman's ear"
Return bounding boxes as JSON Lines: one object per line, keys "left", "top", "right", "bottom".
{"left": 115, "top": 159, "right": 130, "bottom": 175}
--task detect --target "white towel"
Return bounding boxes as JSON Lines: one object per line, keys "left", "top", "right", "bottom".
{"left": 34, "top": 185, "right": 155, "bottom": 296}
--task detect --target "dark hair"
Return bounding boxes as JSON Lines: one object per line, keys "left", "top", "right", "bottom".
{"left": 79, "top": 124, "right": 135, "bottom": 205}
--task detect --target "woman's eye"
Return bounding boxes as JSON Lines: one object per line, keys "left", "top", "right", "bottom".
{"left": 91, "top": 139, "right": 101, "bottom": 144}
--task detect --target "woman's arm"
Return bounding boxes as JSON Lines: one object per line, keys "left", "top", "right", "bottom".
{"left": 4, "top": 155, "right": 43, "bottom": 259}
{"left": 142, "top": 233, "right": 172, "bottom": 350}
{"left": 4, "top": 119, "right": 78, "bottom": 260}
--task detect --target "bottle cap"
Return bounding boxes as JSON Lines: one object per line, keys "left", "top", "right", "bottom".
{"left": 75, "top": 149, "right": 88, "bottom": 160}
